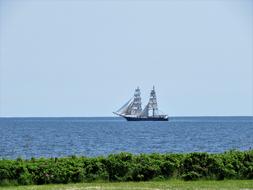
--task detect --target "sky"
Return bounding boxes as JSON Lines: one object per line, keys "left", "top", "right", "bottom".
{"left": 0, "top": 0, "right": 252, "bottom": 117}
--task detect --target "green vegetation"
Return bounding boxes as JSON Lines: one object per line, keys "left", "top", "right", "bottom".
{"left": 1, "top": 180, "right": 253, "bottom": 190}
{"left": 0, "top": 151, "right": 253, "bottom": 186}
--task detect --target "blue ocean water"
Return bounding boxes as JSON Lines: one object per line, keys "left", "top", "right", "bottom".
{"left": 0, "top": 117, "right": 253, "bottom": 159}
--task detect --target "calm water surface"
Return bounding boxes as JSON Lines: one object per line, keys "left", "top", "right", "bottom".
{"left": 0, "top": 117, "right": 252, "bottom": 159}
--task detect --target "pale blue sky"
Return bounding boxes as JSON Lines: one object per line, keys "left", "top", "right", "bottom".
{"left": 0, "top": 0, "right": 252, "bottom": 117}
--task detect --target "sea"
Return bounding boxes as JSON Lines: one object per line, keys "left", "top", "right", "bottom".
{"left": 0, "top": 117, "right": 253, "bottom": 159}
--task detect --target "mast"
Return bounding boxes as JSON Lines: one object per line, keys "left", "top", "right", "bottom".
{"left": 148, "top": 86, "right": 158, "bottom": 116}
{"left": 114, "top": 87, "right": 142, "bottom": 116}
{"left": 130, "top": 87, "right": 142, "bottom": 115}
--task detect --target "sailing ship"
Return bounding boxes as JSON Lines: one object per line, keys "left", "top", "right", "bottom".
{"left": 113, "top": 86, "right": 168, "bottom": 121}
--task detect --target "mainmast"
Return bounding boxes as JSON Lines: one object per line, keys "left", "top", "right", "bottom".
{"left": 148, "top": 86, "right": 158, "bottom": 116}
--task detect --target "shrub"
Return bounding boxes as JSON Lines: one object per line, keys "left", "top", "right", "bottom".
{"left": 0, "top": 150, "right": 252, "bottom": 185}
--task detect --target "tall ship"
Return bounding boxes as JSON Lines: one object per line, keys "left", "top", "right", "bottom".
{"left": 113, "top": 86, "right": 168, "bottom": 121}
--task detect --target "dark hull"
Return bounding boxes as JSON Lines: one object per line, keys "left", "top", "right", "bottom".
{"left": 123, "top": 116, "right": 168, "bottom": 121}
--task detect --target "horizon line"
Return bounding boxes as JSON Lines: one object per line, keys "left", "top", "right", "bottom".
{"left": 0, "top": 115, "right": 252, "bottom": 118}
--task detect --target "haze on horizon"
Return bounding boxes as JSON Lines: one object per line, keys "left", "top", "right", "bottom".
{"left": 0, "top": 0, "right": 252, "bottom": 117}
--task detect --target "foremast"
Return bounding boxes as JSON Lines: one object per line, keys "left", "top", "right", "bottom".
{"left": 114, "top": 87, "right": 142, "bottom": 116}
{"left": 130, "top": 87, "right": 142, "bottom": 115}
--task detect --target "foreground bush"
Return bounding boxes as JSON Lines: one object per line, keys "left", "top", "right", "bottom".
{"left": 0, "top": 150, "right": 252, "bottom": 185}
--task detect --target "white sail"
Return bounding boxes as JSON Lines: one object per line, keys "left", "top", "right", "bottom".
{"left": 114, "top": 87, "right": 142, "bottom": 116}
{"left": 115, "top": 98, "right": 133, "bottom": 115}
{"left": 148, "top": 86, "right": 159, "bottom": 116}
{"left": 129, "top": 87, "right": 142, "bottom": 115}
{"left": 140, "top": 86, "right": 159, "bottom": 117}
{"left": 124, "top": 101, "right": 134, "bottom": 115}
{"left": 139, "top": 103, "right": 149, "bottom": 117}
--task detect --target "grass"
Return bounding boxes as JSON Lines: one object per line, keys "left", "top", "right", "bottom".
{"left": 1, "top": 180, "right": 253, "bottom": 190}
